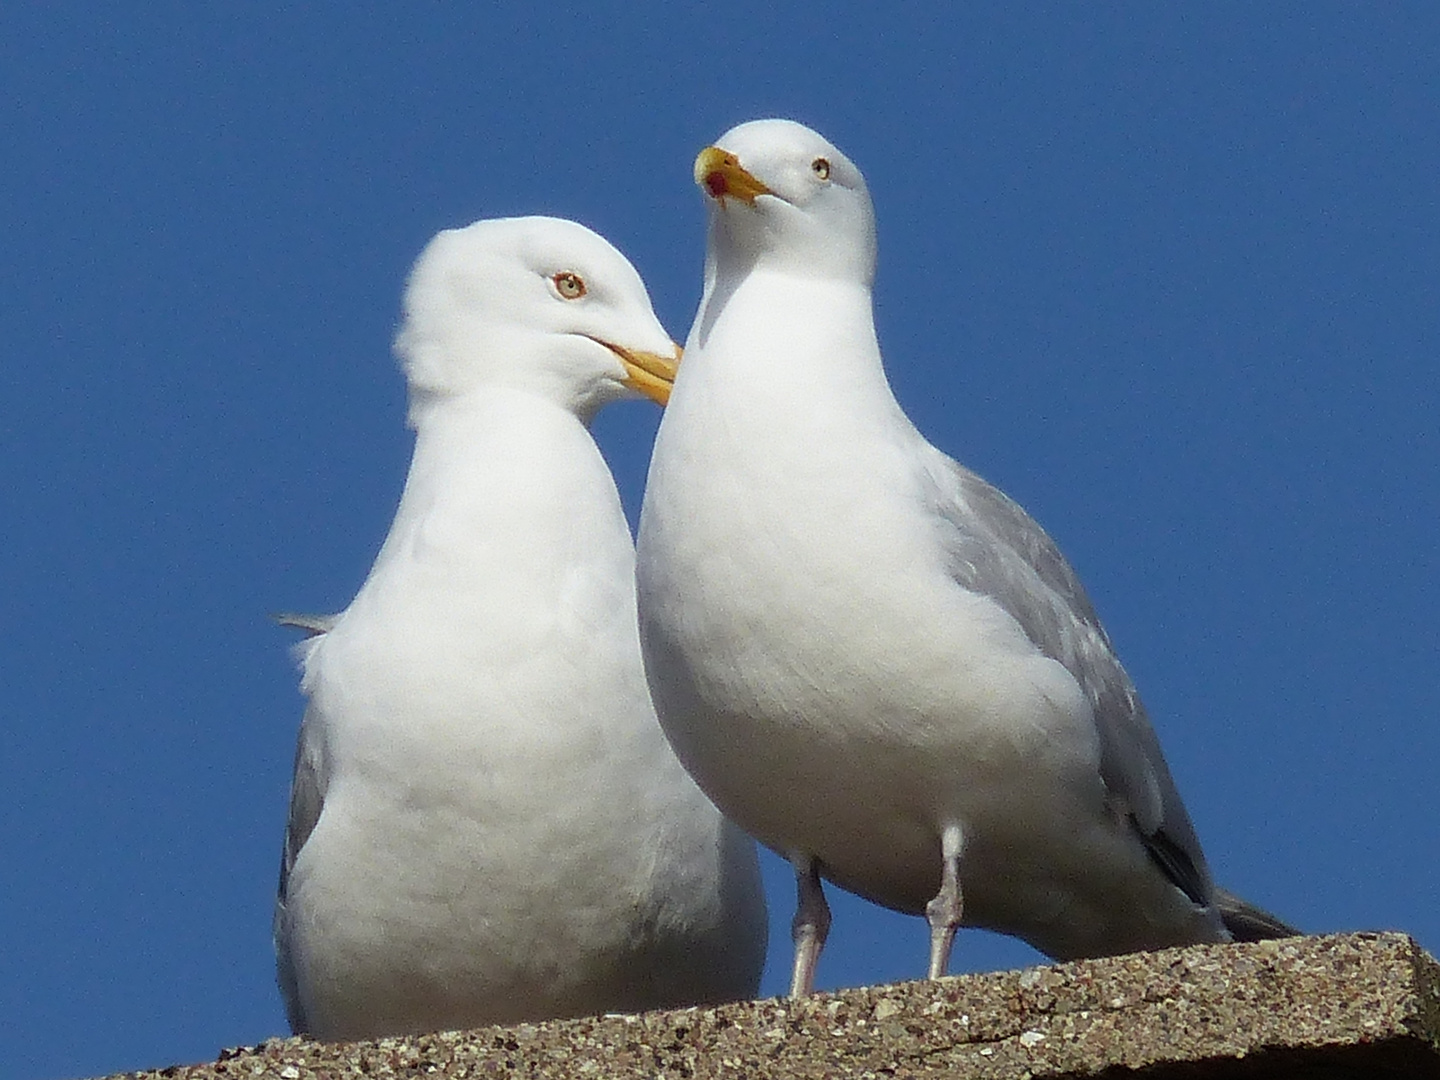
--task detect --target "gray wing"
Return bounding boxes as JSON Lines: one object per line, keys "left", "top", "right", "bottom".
{"left": 920, "top": 449, "right": 1214, "bottom": 907}
{"left": 276, "top": 703, "right": 327, "bottom": 915}
{"left": 274, "top": 702, "right": 327, "bottom": 1034}
{"left": 272, "top": 609, "right": 337, "bottom": 907}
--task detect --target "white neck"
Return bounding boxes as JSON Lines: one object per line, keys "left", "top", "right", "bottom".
{"left": 680, "top": 268, "right": 908, "bottom": 457}
{"left": 361, "top": 388, "right": 631, "bottom": 624}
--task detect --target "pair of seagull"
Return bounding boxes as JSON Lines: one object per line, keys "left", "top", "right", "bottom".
{"left": 274, "top": 118, "right": 1293, "bottom": 1040}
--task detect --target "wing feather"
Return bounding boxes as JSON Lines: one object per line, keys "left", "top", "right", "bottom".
{"left": 919, "top": 448, "right": 1213, "bottom": 906}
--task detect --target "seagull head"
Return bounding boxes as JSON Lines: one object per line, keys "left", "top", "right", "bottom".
{"left": 694, "top": 119, "right": 877, "bottom": 286}
{"left": 394, "top": 216, "right": 680, "bottom": 424}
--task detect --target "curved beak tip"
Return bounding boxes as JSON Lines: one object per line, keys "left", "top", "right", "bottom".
{"left": 693, "top": 145, "right": 771, "bottom": 205}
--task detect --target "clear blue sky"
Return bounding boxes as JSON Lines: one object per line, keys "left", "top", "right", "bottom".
{"left": 4, "top": 6, "right": 1437, "bottom": 1079}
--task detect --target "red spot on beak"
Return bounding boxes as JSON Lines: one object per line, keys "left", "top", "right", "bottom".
{"left": 705, "top": 170, "right": 729, "bottom": 199}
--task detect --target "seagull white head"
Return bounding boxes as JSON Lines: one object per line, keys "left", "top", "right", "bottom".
{"left": 394, "top": 216, "right": 680, "bottom": 424}
{"left": 694, "top": 119, "right": 877, "bottom": 286}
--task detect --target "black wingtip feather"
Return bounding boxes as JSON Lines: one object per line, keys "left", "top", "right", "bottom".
{"left": 1214, "top": 886, "right": 1302, "bottom": 941}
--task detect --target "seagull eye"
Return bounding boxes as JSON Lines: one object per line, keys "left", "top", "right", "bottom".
{"left": 552, "top": 272, "right": 587, "bottom": 300}
{"left": 811, "top": 158, "right": 831, "bottom": 181}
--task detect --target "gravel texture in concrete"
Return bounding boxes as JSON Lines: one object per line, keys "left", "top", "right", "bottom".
{"left": 105, "top": 932, "right": 1440, "bottom": 1079}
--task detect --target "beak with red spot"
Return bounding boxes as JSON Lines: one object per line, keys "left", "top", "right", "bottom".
{"left": 694, "top": 146, "right": 773, "bottom": 205}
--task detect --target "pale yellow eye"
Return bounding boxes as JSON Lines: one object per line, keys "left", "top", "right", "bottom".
{"left": 553, "top": 272, "right": 586, "bottom": 300}
{"left": 811, "top": 157, "right": 831, "bottom": 180}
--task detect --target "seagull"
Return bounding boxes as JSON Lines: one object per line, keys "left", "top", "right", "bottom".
{"left": 274, "top": 216, "right": 767, "bottom": 1040}
{"left": 635, "top": 119, "right": 1294, "bottom": 998}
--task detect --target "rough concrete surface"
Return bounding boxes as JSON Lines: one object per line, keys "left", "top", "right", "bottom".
{"left": 103, "top": 932, "right": 1440, "bottom": 1079}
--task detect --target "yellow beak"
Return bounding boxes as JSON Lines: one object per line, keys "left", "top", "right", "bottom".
{"left": 694, "top": 146, "right": 772, "bottom": 204}
{"left": 606, "top": 341, "right": 681, "bottom": 406}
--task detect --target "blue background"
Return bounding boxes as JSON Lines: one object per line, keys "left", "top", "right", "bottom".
{"left": 4, "top": 6, "right": 1437, "bottom": 1078}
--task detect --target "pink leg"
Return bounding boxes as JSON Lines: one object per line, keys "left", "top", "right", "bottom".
{"left": 789, "top": 854, "right": 831, "bottom": 997}
{"left": 925, "top": 824, "right": 965, "bottom": 979}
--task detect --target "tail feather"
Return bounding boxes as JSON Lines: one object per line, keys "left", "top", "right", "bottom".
{"left": 1214, "top": 886, "right": 1301, "bottom": 942}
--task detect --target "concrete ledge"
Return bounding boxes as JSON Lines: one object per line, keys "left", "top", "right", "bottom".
{"left": 108, "top": 932, "right": 1440, "bottom": 1079}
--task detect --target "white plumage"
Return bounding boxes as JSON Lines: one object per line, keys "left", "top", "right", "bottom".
{"left": 636, "top": 120, "right": 1291, "bottom": 996}
{"left": 274, "top": 216, "right": 766, "bottom": 1039}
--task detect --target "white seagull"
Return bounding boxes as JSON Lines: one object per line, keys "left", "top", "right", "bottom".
{"left": 274, "top": 216, "right": 767, "bottom": 1040}
{"left": 635, "top": 119, "right": 1294, "bottom": 997}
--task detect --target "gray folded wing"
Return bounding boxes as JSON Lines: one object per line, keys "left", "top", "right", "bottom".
{"left": 273, "top": 702, "right": 328, "bottom": 1034}
{"left": 920, "top": 449, "right": 1214, "bottom": 908}
{"left": 272, "top": 612, "right": 335, "bottom": 1034}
